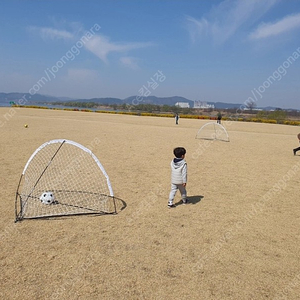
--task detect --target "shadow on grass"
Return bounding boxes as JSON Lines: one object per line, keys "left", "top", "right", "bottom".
{"left": 175, "top": 195, "right": 204, "bottom": 206}
{"left": 15, "top": 196, "right": 127, "bottom": 222}
{"left": 115, "top": 196, "right": 127, "bottom": 212}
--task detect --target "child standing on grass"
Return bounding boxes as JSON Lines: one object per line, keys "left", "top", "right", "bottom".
{"left": 168, "top": 147, "right": 187, "bottom": 208}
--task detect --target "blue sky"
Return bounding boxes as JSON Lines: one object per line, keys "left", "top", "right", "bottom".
{"left": 1, "top": 0, "right": 300, "bottom": 109}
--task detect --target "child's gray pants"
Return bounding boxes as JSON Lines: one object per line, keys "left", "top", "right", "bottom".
{"left": 168, "top": 183, "right": 187, "bottom": 204}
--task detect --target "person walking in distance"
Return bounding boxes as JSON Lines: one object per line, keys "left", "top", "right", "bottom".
{"left": 217, "top": 111, "right": 222, "bottom": 124}
{"left": 293, "top": 133, "right": 300, "bottom": 155}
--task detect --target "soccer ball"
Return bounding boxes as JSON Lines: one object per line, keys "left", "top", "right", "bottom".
{"left": 40, "top": 192, "right": 55, "bottom": 205}
{"left": 24, "top": 124, "right": 28, "bottom": 128}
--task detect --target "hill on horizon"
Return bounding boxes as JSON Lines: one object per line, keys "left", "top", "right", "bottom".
{"left": 0, "top": 92, "right": 296, "bottom": 111}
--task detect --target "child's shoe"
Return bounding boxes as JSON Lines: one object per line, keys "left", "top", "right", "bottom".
{"left": 168, "top": 201, "right": 175, "bottom": 208}
{"left": 182, "top": 199, "right": 188, "bottom": 205}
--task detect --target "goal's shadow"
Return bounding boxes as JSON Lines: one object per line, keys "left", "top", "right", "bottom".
{"left": 115, "top": 196, "right": 127, "bottom": 211}
{"left": 175, "top": 195, "right": 204, "bottom": 206}
{"left": 15, "top": 194, "right": 127, "bottom": 222}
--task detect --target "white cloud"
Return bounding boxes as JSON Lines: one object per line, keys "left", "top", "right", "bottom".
{"left": 249, "top": 13, "right": 300, "bottom": 40}
{"left": 28, "top": 22, "right": 152, "bottom": 65}
{"left": 185, "top": 16, "right": 209, "bottom": 43}
{"left": 28, "top": 26, "right": 74, "bottom": 40}
{"left": 119, "top": 56, "right": 140, "bottom": 70}
{"left": 185, "top": 0, "right": 280, "bottom": 44}
{"left": 84, "top": 34, "right": 153, "bottom": 63}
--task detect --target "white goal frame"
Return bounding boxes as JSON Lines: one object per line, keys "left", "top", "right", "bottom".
{"left": 15, "top": 139, "right": 124, "bottom": 222}
{"left": 195, "top": 122, "right": 230, "bottom": 142}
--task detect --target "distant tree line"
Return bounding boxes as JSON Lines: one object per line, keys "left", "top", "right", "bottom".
{"left": 51, "top": 101, "right": 195, "bottom": 114}
{"left": 256, "top": 110, "right": 287, "bottom": 123}
{"left": 52, "top": 101, "right": 98, "bottom": 108}
{"left": 50, "top": 101, "right": 300, "bottom": 121}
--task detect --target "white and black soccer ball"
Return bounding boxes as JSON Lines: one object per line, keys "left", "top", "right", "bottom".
{"left": 40, "top": 191, "right": 55, "bottom": 205}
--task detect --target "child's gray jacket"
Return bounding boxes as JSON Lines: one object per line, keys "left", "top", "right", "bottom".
{"left": 170, "top": 158, "right": 187, "bottom": 184}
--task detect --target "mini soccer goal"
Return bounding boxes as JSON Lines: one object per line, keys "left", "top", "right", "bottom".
{"left": 195, "top": 122, "right": 229, "bottom": 142}
{"left": 15, "top": 139, "right": 123, "bottom": 222}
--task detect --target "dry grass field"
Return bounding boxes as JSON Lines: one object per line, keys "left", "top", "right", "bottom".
{"left": 1, "top": 107, "right": 300, "bottom": 300}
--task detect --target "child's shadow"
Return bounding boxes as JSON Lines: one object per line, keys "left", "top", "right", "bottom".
{"left": 175, "top": 195, "right": 204, "bottom": 206}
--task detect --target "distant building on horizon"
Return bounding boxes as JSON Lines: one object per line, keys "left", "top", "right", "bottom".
{"left": 175, "top": 102, "right": 190, "bottom": 108}
{"left": 193, "top": 101, "right": 215, "bottom": 109}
